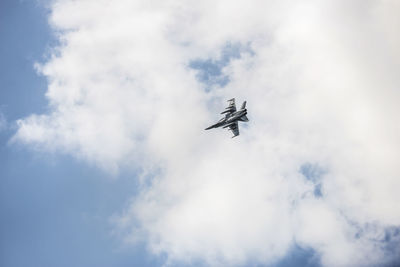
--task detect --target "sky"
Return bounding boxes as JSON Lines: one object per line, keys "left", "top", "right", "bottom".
{"left": 1, "top": 0, "right": 400, "bottom": 267}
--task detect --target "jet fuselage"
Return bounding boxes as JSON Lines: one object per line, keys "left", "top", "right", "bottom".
{"left": 205, "top": 108, "right": 248, "bottom": 130}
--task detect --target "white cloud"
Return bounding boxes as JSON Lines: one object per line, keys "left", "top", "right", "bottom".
{"left": 13, "top": 0, "right": 400, "bottom": 266}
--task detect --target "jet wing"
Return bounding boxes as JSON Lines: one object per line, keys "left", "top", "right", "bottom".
{"left": 227, "top": 98, "right": 236, "bottom": 112}
{"left": 229, "top": 121, "right": 240, "bottom": 137}
{"left": 221, "top": 98, "right": 237, "bottom": 115}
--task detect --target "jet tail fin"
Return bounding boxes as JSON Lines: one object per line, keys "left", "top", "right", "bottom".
{"left": 240, "top": 101, "right": 246, "bottom": 110}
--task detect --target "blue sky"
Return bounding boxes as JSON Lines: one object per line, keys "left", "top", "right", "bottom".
{"left": 0, "top": 1, "right": 159, "bottom": 266}
{"left": 1, "top": 1, "right": 400, "bottom": 267}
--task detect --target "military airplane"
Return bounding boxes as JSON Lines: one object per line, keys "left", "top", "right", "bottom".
{"left": 205, "top": 98, "right": 248, "bottom": 138}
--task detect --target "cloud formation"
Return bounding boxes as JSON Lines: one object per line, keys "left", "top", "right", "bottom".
{"left": 14, "top": 0, "right": 400, "bottom": 266}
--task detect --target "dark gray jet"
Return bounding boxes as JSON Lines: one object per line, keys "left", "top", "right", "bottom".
{"left": 205, "top": 98, "right": 248, "bottom": 138}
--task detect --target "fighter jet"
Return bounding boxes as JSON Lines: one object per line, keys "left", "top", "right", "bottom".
{"left": 205, "top": 98, "right": 248, "bottom": 138}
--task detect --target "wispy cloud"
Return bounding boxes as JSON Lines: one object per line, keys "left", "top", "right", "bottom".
{"left": 0, "top": 112, "right": 7, "bottom": 132}
{"left": 12, "top": 0, "right": 400, "bottom": 266}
